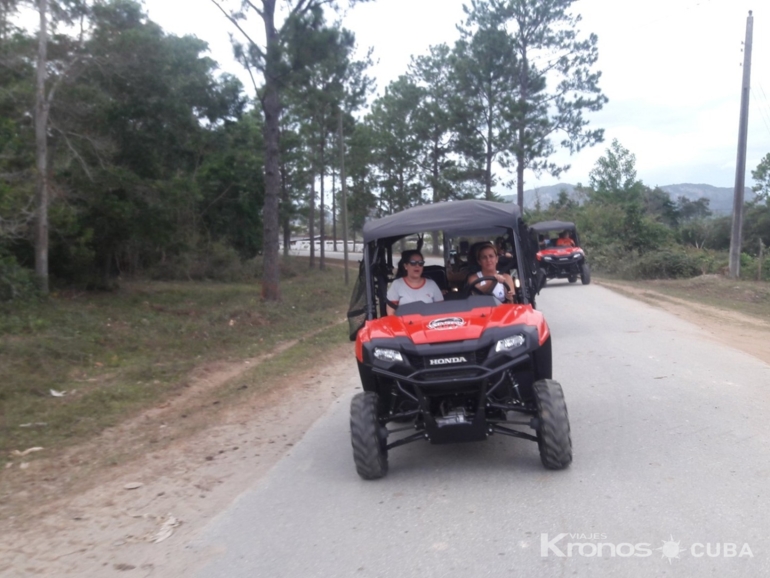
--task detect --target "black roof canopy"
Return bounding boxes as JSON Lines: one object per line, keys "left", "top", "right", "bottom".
{"left": 530, "top": 220, "right": 577, "bottom": 233}
{"left": 363, "top": 200, "right": 522, "bottom": 243}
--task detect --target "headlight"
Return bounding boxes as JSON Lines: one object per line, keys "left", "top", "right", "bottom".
{"left": 495, "top": 334, "right": 525, "bottom": 352}
{"left": 543, "top": 256, "right": 553, "bottom": 261}
{"left": 374, "top": 347, "right": 404, "bottom": 363}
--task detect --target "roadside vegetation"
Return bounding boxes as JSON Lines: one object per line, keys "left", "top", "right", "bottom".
{"left": 2, "top": 0, "right": 768, "bottom": 468}
{"left": 526, "top": 140, "right": 770, "bottom": 283}
{"left": 0, "top": 258, "right": 350, "bottom": 463}
{"left": 598, "top": 275, "right": 770, "bottom": 323}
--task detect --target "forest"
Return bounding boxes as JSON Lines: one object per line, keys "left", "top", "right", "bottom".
{"left": 1, "top": 0, "right": 768, "bottom": 303}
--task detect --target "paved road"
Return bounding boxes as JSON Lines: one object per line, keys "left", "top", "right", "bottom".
{"left": 188, "top": 281, "right": 770, "bottom": 577}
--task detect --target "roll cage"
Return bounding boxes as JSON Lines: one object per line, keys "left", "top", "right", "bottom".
{"left": 530, "top": 220, "right": 582, "bottom": 247}
{"left": 347, "top": 200, "right": 541, "bottom": 340}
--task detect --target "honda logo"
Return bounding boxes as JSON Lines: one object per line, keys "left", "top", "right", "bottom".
{"left": 429, "top": 356, "right": 468, "bottom": 366}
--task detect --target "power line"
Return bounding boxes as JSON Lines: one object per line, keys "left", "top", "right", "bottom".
{"left": 751, "top": 84, "right": 770, "bottom": 140}
{"left": 750, "top": 87, "right": 770, "bottom": 139}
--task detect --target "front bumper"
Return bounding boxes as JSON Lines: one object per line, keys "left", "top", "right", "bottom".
{"left": 540, "top": 255, "right": 585, "bottom": 278}
{"left": 361, "top": 325, "right": 540, "bottom": 388}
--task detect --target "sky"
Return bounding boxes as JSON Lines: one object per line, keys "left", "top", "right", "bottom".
{"left": 144, "top": 0, "right": 770, "bottom": 193}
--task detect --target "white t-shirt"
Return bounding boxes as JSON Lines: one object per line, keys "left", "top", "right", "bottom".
{"left": 387, "top": 277, "right": 444, "bottom": 306}
{"left": 474, "top": 272, "right": 507, "bottom": 302}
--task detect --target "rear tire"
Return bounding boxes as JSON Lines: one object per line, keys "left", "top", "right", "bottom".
{"left": 350, "top": 392, "right": 388, "bottom": 479}
{"left": 568, "top": 275, "right": 577, "bottom": 283}
{"left": 533, "top": 379, "right": 572, "bottom": 470}
{"left": 581, "top": 263, "right": 591, "bottom": 285}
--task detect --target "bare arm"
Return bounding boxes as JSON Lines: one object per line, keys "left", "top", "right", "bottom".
{"left": 500, "top": 273, "right": 515, "bottom": 302}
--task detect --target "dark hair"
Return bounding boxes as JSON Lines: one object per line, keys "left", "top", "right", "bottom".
{"left": 395, "top": 249, "right": 424, "bottom": 278}
{"left": 474, "top": 242, "right": 497, "bottom": 262}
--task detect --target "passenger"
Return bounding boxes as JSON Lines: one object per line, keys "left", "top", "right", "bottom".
{"left": 538, "top": 234, "right": 548, "bottom": 249}
{"left": 555, "top": 231, "right": 575, "bottom": 247}
{"left": 467, "top": 242, "right": 516, "bottom": 303}
{"left": 495, "top": 236, "right": 513, "bottom": 258}
{"left": 386, "top": 250, "right": 444, "bottom": 315}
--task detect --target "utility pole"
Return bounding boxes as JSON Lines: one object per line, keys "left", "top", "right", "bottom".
{"left": 729, "top": 10, "right": 753, "bottom": 279}
{"left": 339, "top": 109, "right": 349, "bottom": 285}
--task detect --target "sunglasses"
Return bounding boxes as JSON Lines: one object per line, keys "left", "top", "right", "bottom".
{"left": 407, "top": 260, "right": 425, "bottom": 266}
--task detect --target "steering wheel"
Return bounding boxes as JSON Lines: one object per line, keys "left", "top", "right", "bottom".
{"left": 466, "top": 275, "right": 512, "bottom": 301}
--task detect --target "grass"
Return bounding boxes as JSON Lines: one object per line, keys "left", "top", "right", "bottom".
{"left": 9, "top": 258, "right": 761, "bottom": 471}
{"left": 0, "top": 257, "right": 352, "bottom": 459}
{"left": 597, "top": 274, "right": 770, "bottom": 323}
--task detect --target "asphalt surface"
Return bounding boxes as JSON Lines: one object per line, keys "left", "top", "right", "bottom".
{"left": 188, "top": 281, "right": 770, "bottom": 577}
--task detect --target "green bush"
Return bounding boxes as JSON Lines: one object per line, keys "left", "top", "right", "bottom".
{"left": 0, "top": 255, "right": 38, "bottom": 302}
{"left": 629, "top": 249, "right": 703, "bottom": 279}
{"left": 147, "top": 242, "right": 244, "bottom": 282}
{"left": 583, "top": 242, "right": 633, "bottom": 276}
{"left": 742, "top": 254, "right": 770, "bottom": 281}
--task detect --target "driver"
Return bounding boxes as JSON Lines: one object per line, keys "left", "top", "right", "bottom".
{"left": 555, "top": 230, "right": 575, "bottom": 247}
{"left": 467, "top": 242, "right": 515, "bottom": 303}
{"left": 386, "top": 250, "right": 444, "bottom": 315}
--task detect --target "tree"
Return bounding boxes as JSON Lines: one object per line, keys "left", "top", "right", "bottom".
{"left": 452, "top": 3, "right": 518, "bottom": 200}
{"left": 751, "top": 152, "right": 770, "bottom": 202}
{"left": 32, "top": 0, "right": 93, "bottom": 292}
{"left": 409, "top": 44, "right": 461, "bottom": 205}
{"left": 502, "top": 0, "right": 607, "bottom": 209}
{"left": 284, "top": 19, "right": 372, "bottom": 270}
{"left": 588, "top": 139, "right": 639, "bottom": 201}
{"left": 366, "top": 77, "right": 425, "bottom": 214}
{"left": 409, "top": 44, "right": 463, "bottom": 254}
{"left": 345, "top": 121, "right": 377, "bottom": 242}
{"left": 0, "top": 12, "right": 35, "bottom": 246}
{"left": 676, "top": 196, "right": 711, "bottom": 222}
{"left": 209, "top": 0, "right": 371, "bottom": 301}
{"left": 52, "top": 0, "right": 248, "bottom": 282}
{"left": 587, "top": 140, "right": 670, "bottom": 253}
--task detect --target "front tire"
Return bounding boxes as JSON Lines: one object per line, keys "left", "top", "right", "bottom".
{"left": 533, "top": 379, "right": 572, "bottom": 470}
{"left": 581, "top": 263, "right": 591, "bottom": 285}
{"left": 350, "top": 392, "right": 388, "bottom": 479}
{"left": 568, "top": 275, "right": 577, "bottom": 283}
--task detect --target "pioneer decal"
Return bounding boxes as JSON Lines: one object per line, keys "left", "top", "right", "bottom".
{"left": 427, "top": 317, "right": 466, "bottom": 330}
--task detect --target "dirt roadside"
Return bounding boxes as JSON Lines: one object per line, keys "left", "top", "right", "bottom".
{"left": 1, "top": 279, "right": 769, "bottom": 577}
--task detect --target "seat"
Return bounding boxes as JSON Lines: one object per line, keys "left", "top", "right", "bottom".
{"left": 422, "top": 265, "right": 448, "bottom": 293}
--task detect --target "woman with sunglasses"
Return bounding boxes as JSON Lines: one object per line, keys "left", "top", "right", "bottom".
{"left": 467, "top": 242, "right": 515, "bottom": 303}
{"left": 386, "top": 250, "right": 444, "bottom": 315}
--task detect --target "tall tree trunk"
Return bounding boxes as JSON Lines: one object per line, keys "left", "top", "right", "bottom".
{"left": 319, "top": 128, "right": 325, "bottom": 271}
{"left": 516, "top": 46, "right": 530, "bottom": 211}
{"left": 332, "top": 166, "right": 337, "bottom": 252}
{"left": 34, "top": 0, "right": 49, "bottom": 294}
{"left": 308, "top": 177, "right": 315, "bottom": 268}
{"left": 260, "top": 1, "right": 281, "bottom": 300}
{"left": 485, "top": 131, "right": 493, "bottom": 200}
{"left": 516, "top": 147, "right": 525, "bottom": 210}
{"left": 280, "top": 159, "right": 290, "bottom": 257}
{"left": 431, "top": 138, "right": 440, "bottom": 255}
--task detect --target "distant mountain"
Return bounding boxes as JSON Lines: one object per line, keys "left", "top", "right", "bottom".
{"left": 501, "top": 183, "right": 754, "bottom": 215}
{"left": 658, "top": 184, "right": 754, "bottom": 215}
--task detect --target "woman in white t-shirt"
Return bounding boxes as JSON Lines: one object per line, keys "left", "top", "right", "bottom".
{"left": 386, "top": 250, "right": 444, "bottom": 315}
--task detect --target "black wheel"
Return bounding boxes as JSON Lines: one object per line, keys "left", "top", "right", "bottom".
{"left": 350, "top": 391, "right": 388, "bottom": 479}
{"left": 580, "top": 263, "right": 591, "bottom": 285}
{"left": 533, "top": 379, "right": 572, "bottom": 470}
{"left": 568, "top": 275, "right": 577, "bottom": 283}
